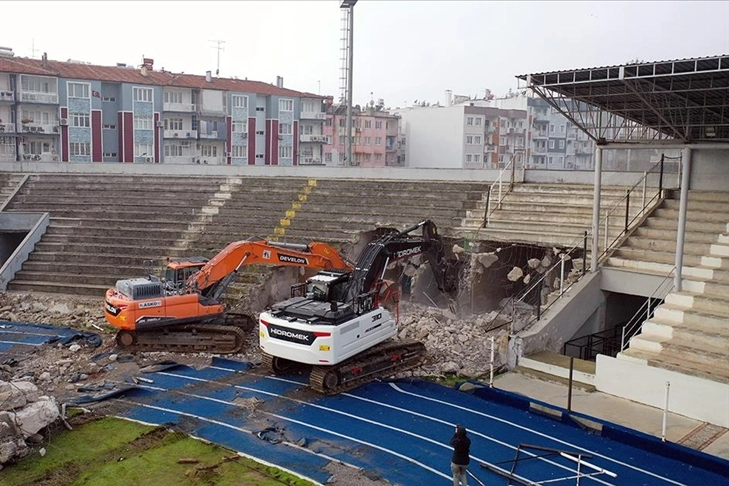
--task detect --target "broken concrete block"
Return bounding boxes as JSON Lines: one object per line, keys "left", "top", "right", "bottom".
{"left": 475, "top": 253, "right": 498, "bottom": 268}
{"left": 0, "top": 390, "right": 27, "bottom": 411}
{"left": 528, "top": 258, "right": 541, "bottom": 269}
{"left": 11, "top": 382, "right": 40, "bottom": 402}
{"left": 14, "top": 398, "right": 59, "bottom": 437}
{"left": 507, "top": 267, "right": 524, "bottom": 282}
{"left": 0, "top": 440, "right": 17, "bottom": 463}
{"left": 69, "top": 344, "right": 82, "bottom": 353}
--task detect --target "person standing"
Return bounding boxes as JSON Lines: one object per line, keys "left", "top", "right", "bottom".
{"left": 450, "top": 424, "right": 471, "bottom": 486}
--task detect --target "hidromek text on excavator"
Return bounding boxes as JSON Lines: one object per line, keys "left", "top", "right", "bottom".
{"left": 103, "top": 239, "right": 353, "bottom": 354}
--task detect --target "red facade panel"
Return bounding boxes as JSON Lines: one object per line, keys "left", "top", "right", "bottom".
{"left": 60, "top": 107, "right": 68, "bottom": 162}
{"left": 292, "top": 120, "right": 299, "bottom": 166}
{"left": 265, "top": 119, "right": 272, "bottom": 165}
{"left": 91, "top": 110, "right": 102, "bottom": 162}
{"left": 154, "top": 112, "right": 160, "bottom": 163}
{"left": 118, "top": 112, "right": 124, "bottom": 162}
{"left": 248, "top": 117, "right": 256, "bottom": 165}
{"left": 124, "top": 112, "right": 133, "bottom": 163}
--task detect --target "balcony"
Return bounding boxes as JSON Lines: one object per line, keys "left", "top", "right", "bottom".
{"left": 20, "top": 123, "right": 59, "bottom": 134}
{"left": 299, "top": 156, "right": 324, "bottom": 165}
{"left": 164, "top": 129, "right": 198, "bottom": 139}
{"left": 163, "top": 155, "right": 195, "bottom": 164}
{"left": 198, "top": 107, "right": 226, "bottom": 117}
{"left": 199, "top": 130, "right": 219, "bottom": 139}
{"left": 163, "top": 102, "right": 196, "bottom": 112}
{"left": 300, "top": 111, "right": 326, "bottom": 120}
{"left": 533, "top": 146, "right": 548, "bottom": 155}
{"left": 20, "top": 92, "right": 59, "bottom": 104}
{"left": 0, "top": 90, "right": 14, "bottom": 102}
{"left": 532, "top": 131, "right": 548, "bottom": 139}
{"left": 0, "top": 123, "right": 15, "bottom": 133}
{"left": 299, "top": 134, "right": 327, "bottom": 143}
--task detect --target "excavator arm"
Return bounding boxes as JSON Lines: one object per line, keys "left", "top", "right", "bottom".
{"left": 189, "top": 239, "right": 353, "bottom": 298}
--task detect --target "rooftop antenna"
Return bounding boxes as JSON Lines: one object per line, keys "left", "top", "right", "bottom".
{"left": 209, "top": 39, "right": 225, "bottom": 77}
{"left": 31, "top": 38, "right": 39, "bottom": 59}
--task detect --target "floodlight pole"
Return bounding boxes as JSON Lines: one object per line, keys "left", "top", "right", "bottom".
{"left": 341, "top": 0, "right": 357, "bottom": 167}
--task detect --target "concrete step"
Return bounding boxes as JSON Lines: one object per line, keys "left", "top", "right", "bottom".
{"left": 653, "top": 207, "right": 729, "bottom": 224}
{"left": 661, "top": 198, "right": 729, "bottom": 212}
{"left": 643, "top": 218, "right": 728, "bottom": 234}
{"left": 633, "top": 226, "right": 721, "bottom": 244}
{"left": 41, "top": 234, "right": 183, "bottom": 247}
{"left": 6, "top": 280, "right": 108, "bottom": 297}
{"left": 45, "top": 217, "right": 196, "bottom": 232}
{"left": 34, "top": 241, "right": 176, "bottom": 256}
{"left": 28, "top": 251, "right": 173, "bottom": 266}
{"left": 618, "top": 348, "right": 729, "bottom": 384}
{"left": 624, "top": 237, "right": 714, "bottom": 255}
{"left": 508, "top": 183, "right": 628, "bottom": 197}
{"left": 612, "top": 247, "right": 706, "bottom": 267}
{"left": 642, "top": 318, "right": 729, "bottom": 351}
{"left": 518, "top": 351, "right": 596, "bottom": 387}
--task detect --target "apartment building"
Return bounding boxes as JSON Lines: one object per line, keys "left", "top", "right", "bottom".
{"left": 322, "top": 104, "right": 402, "bottom": 167}
{"left": 0, "top": 50, "right": 326, "bottom": 166}
{"left": 395, "top": 100, "right": 527, "bottom": 169}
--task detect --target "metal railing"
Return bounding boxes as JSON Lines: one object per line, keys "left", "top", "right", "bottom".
{"left": 482, "top": 151, "right": 521, "bottom": 228}
{"left": 620, "top": 267, "right": 675, "bottom": 351}
{"left": 597, "top": 154, "right": 676, "bottom": 262}
{"left": 563, "top": 325, "right": 624, "bottom": 361}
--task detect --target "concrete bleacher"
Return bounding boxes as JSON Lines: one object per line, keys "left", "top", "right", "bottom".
{"left": 2, "top": 173, "right": 230, "bottom": 296}
{"left": 456, "top": 183, "right": 649, "bottom": 249}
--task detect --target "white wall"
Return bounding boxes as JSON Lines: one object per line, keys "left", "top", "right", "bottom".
{"left": 690, "top": 149, "right": 729, "bottom": 190}
{"left": 400, "top": 106, "right": 464, "bottom": 169}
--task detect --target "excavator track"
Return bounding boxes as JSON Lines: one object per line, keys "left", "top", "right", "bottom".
{"left": 309, "top": 339, "right": 426, "bottom": 395}
{"left": 261, "top": 352, "right": 311, "bottom": 376}
{"left": 115, "top": 323, "right": 247, "bottom": 354}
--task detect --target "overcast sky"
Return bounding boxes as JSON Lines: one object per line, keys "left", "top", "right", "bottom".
{"left": 3, "top": 1, "right": 728, "bottom": 108}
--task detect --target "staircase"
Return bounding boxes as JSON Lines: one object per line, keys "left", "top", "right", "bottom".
{"left": 456, "top": 183, "right": 647, "bottom": 248}
{"left": 597, "top": 190, "right": 729, "bottom": 427}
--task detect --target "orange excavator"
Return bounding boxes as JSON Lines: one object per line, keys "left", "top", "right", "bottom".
{"left": 103, "top": 238, "right": 353, "bottom": 354}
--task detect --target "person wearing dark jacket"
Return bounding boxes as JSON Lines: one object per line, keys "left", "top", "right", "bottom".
{"left": 450, "top": 424, "right": 471, "bottom": 486}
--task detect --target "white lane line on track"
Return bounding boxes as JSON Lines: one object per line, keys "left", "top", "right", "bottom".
{"left": 114, "top": 396, "right": 331, "bottom": 486}
{"left": 385, "top": 383, "right": 687, "bottom": 486}
{"left": 153, "top": 370, "right": 586, "bottom": 484}
{"left": 0, "top": 340, "right": 42, "bottom": 346}
{"left": 153, "top": 372, "right": 452, "bottom": 482}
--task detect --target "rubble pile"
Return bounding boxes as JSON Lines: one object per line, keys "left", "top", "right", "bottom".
{"left": 0, "top": 380, "right": 59, "bottom": 469}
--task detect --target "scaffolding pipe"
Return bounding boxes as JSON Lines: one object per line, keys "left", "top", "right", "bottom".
{"left": 345, "top": 5, "right": 354, "bottom": 167}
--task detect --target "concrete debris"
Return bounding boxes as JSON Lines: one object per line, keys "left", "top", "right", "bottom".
{"left": 507, "top": 266, "right": 524, "bottom": 282}
{"left": 527, "top": 258, "right": 541, "bottom": 269}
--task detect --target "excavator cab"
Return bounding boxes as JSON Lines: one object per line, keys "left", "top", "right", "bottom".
{"left": 162, "top": 258, "right": 209, "bottom": 293}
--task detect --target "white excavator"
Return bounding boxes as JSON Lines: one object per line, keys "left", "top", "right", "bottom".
{"left": 259, "top": 220, "right": 460, "bottom": 394}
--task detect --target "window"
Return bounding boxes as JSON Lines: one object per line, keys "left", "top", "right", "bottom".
{"left": 467, "top": 117, "right": 473, "bottom": 126}
{"left": 256, "top": 107, "right": 264, "bottom": 112}
{"left": 67, "top": 82, "right": 90, "bottom": 98}
{"left": 21, "top": 77, "right": 54, "bottom": 93}
{"left": 232, "top": 145, "right": 247, "bottom": 157}
{"left": 466, "top": 135, "right": 473, "bottom": 144}
{"left": 354, "top": 136, "right": 361, "bottom": 145}
{"left": 548, "top": 156, "right": 554, "bottom": 164}
{"left": 365, "top": 154, "right": 371, "bottom": 162}
{"left": 22, "top": 110, "right": 50, "bottom": 124}
{"left": 499, "top": 136, "right": 507, "bottom": 145}
{"left": 475, "top": 118, "right": 482, "bottom": 126}
{"left": 560, "top": 124, "right": 566, "bottom": 133}
{"left": 102, "top": 96, "right": 115, "bottom": 102}
{"left": 474, "top": 136, "right": 481, "bottom": 144}
{"left": 550, "top": 124, "right": 555, "bottom": 133}
{"left": 326, "top": 118, "right": 333, "bottom": 126}
{"left": 549, "top": 140, "right": 555, "bottom": 149}
{"left": 164, "top": 118, "right": 183, "bottom": 130}
{"left": 134, "top": 116, "right": 153, "bottom": 130}
{"left": 364, "top": 120, "right": 371, "bottom": 129}
{"left": 279, "top": 99, "right": 293, "bottom": 112}
{"left": 365, "top": 137, "right": 371, "bottom": 145}
{"left": 339, "top": 135, "right": 346, "bottom": 145}
{"left": 232, "top": 95, "right": 248, "bottom": 109}
{"left": 135, "top": 143, "right": 153, "bottom": 157}
{"left": 70, "top": 112, "right": 90, "bottom": 128}
{"left": 164, "top": 143, "right": 184, "bottom": 157}
{"left": 375, "top": 121, "right": 382, "bottom": 129}
{"left": 559, "top": 140, "right": 565, "bottom": 149}
{"left": 70, "top": 142, "right": 90, "bottom": 156}
{"left": 279, "top": 123, "right": 292, "bottom": 135}
{"left": 255, "top": 130, "right": 264, "bottom": 135}
{"left": 200, "top": 145, "right": 217, "bottom": 157}
{"left": 256, "top": 154, "right": 264, "bottom": 159}
{"left": 375, "top": 154, "right": 382, "bottom": 161}
{"left": 301, "top": 124, "right": 314, "bottom": 135}
{"left": 103, "top": 124, "right": 116, "bottom": 130}
{"left": 375, "top": 137, "right": 382, "bottom": 146}
{"left": 339, "top": 118, "right": 346, "bottom": 127}
{"left": 133, "top": 87, "right": 153, "bottom": 102}
{"left": 500, "top": 120, "right": 506, "bottom": 128}
{"left": 232, "top": 121, "right": 248, "bottom": 133}
{"left": 164, "top": 91, "right": 182, "bottom": 104}
{"left": 558, "top": 156, "right": 564, "bottom": 165}
{"left": 466, "top": 154, "right": 472, "bottom": 163}
{"left": 279, "top": 145, "right": 292, "bottom": 158}
{"left": 473, "top": 154, "right": 481, "bottom": 163}
{"left": 103, "top": 151, "right": 117, "bottom": 157}
{"left": 354, "top": 119, "right": 361, "bottom": 128}
{"left": 325, "top": 153, "right": 332, "bottom": 162}
{"left": 386, "top": 122, "right": 390, "bottom": 130}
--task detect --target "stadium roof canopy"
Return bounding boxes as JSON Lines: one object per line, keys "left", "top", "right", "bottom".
{"left": 517, "top": 55, "right": 729, "bottom": 145}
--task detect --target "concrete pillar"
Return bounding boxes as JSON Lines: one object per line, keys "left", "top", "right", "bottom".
{"left": 674, "top": 146, "right": 692, "bottom": 291}
{"left": 591, "top": 146, "right": 603, "bottom": 272}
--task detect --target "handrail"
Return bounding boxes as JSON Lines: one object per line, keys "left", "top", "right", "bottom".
{"left": 620, "top": 267, "right": 675, "bottom": 351}
{"left": 481, "top": 151, "right": 522, "bottom": 228}
{"left": 482, "top": 151, "right": 681, "bottom": 333}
